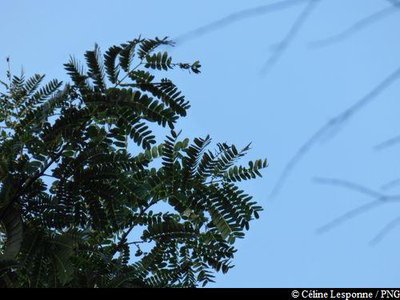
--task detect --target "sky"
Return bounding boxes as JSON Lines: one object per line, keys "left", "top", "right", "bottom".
{"left": 1, "top": 0, "right": 400, "bottom": 287}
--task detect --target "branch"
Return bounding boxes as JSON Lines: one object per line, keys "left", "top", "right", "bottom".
{"left": 260, "top": 0, "right": 321, "bottom": 74}
{"left": 0, "top": 145, "right": 68, "bottom": 261}
{"left": 309, "top": 5, "right": 399, "bottom": 48}
{"left": 18, "top": 144, "right": 68, "bottom": 195}
{"left": 369, "top": 215, "right": 400, "bottom": 245}
{"left": 114, "top": 63, "right": 145, "bottom": 88}
{"left": 316, "top": 200, "right": 384, "bottom": 234}
{"left": 173, "top": 0, "right": 310, "bottom": 45}
{"left": 374, "top": 134, "right": 400, "bottom": 151}
{"left": 314, "top": 177, "right": 386, "bottom": 199}
{"left": 380, "top": 178, "right": 400, "bottom": 191}
{"left": 313, "top": 177, "right": 400, "bottom": 234}
{"left": 114, "top": 200, "right": 157, "bottom": 253}
{"left": 385, "top": 0, "right": 400, "bottom": 8}
{"left": 127, "top": 240, "right": 146, "bottom": 245}
{"left": 271, "top": 65, "right": 400, "bottom": 198}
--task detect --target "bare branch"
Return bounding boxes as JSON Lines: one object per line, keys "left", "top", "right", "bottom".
{"left": 374, "top": 134, "right": 400, "bottom": 151}
{"left": 314, "top": 177, "right": 385, "bottom": 199}
{"left": 260, "top": 0, "right": 321, "bottom": 74}
{"left": 173, "top": 0, "right": 310, "bottom": 45}
{"left": 369, "top": 216, "right": 400, "bottom": 245}
{"left": 381, "top": 178, "right": 400, "bottom": 191}
{"left": 314, "top": 177, "right": 400, "bottom": 234}
{"left": 271, "top": 65, "right": 400, "bottom": 198}
{"left": 386, "top": 0, "right": 400, "bottom": 7}
{"left": 309, "top": 5, "right": 399, "bottom": 48}
{"left": 316, "top": 200, "right": 384, "bottom": 234}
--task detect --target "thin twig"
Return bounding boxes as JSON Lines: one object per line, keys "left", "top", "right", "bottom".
{"left": 115, "top": 201, "right": 156, "bottom": 253}
{"left": 127, "top": 240, "right": 146, "bottom": 245}
{"left": 309, "top": 5, "right": 399, "bottom": 48}
{"left": 316, "top": 200, "right": 384, "bottom": 234}
{"left": 374, "top": 134, "right": 400, "bottom": 151}
{"left": 173, "top": 0, "right": 310, "bottom": 45}
{"left": 386, "top": 0, "right": 400, "bottom": 8}
{"left": 114, "top": 61, "right": 144, "bottom": 88}
{"left": 369, "top": 216, "right": 400, "bottom": 245}
{"left": 381, "top": 178, "right": 400, "bottom": 191}
{"left": 314, "top": 177, "right": 400, "bottom": 234}
{"left": 260, "top": 0, "right": 321, "bottom": 74}
{"left": 314, "top": 177, "right": 385, "bottom": 199}
{"left": 271, "top": 65, "right": 400, "bottom": 198}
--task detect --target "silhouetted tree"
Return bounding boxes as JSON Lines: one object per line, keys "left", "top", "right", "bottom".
{"left": 0, "top": 37, "right": 267, "bottom": 287}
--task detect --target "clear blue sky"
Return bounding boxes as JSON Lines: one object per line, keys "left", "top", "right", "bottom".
{"left": 1, "top": 0, "right": 400, "bottom": 287}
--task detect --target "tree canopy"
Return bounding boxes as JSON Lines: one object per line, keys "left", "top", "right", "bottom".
{"left": 0, "top": 37, "right": 267, "bottom": 288}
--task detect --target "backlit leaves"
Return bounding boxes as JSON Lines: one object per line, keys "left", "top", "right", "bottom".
{"left": 0, "top": 37, "right": 266, "bottom": 288}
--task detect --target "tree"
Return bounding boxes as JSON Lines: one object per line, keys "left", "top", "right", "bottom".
{"left": 0, "top": 37, "right": 267, "bottom": 287}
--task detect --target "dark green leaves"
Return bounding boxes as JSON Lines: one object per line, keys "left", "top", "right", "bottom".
{"left": 104, "top": 45, "right": 122, "bottom": 84}
{"left": 130, "top": 91, "right": 178, "bottom": 128}
{"left": 129, "top": 121, "right": 156, "bottom": 150}
{"left": 224, "top": 159, "right": 268, "bottom": 182}
{"left": 145, "top": 52, "right": 173, "bottom": 71}
{"left": 64, "top": 57, "right": 90, "bottom": 93}
{"left": 138, "top": 37, "right": 173, "bottom": 60}
{"left": 119, "top": 39, "right": 139, "bottom": 72}
{"left": 85, "top": 44, "right": 106, "bottom": 92}
{"left": 0, "top": 37, "right": 266, "bottom": 288}
{"left": 136, "top": 79, "right": 190, "bottom": 117}
{"left": 23, "top": 74, "right": 45, "bottom": 98}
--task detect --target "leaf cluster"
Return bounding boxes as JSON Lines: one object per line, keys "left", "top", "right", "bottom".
{"left": 0, "top": 37, "right": 267, "bottom": 288}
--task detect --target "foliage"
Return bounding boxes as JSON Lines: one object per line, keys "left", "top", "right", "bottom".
{"left": 0, "top": 37, "right": 267, "bottom": 287}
